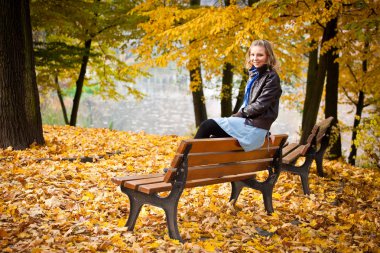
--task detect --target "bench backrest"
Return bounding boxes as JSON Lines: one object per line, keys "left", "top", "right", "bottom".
{"left": 302, "top": 116, "right": 334, "bottom": 155}
{"left": 163, "top": 134, "right": 288, "bottom": 182}
{"left": 282, "top": 117, "right": 334, "bottom": 164}
{"left": 315, "top": 116, "right": 334, "bottom": 143}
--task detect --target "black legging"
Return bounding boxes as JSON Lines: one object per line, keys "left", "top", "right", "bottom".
{"left": 194, "top": 119, "right": 231, "bottom": 139}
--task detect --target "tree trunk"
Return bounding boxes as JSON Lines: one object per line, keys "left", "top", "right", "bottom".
{"left": 219, "top": 0, "right": 235, "bottom": 117}
{"left": 233, "top": 69, "right": 248, "bottom": 113}
{"left": 0, "top": 0, "right": 44, "bottom": 149}
{"left": 189, "top": 58, "right": 207, "bottom": 127}
{"left": 55, "top": 74, "right": 69, "bottom": 124}
{"left": 221, "top": 62, "right": 234, "bottom": 117}
{"left": 325, "top": 17, "right": 341, "bottom": 159}
{"left": 189, "top": 0, "right": 207, "bottom": 127}
{"left": 190, "top": 0, "right": 200, "bottom": 6}
{"left": 301, "top": 8, "right": 338, "bottom": 144}
{"left": 348, "top": 44, "right": 368, "bottom": 165}
{"left": 69, "top": 39, "right": 92, "bottom": 126}
{"left": 300, "top": 46, "right": 323, "bottom": 144}
{"left": 348, "top": 90, "right": 365, "bottom": 165}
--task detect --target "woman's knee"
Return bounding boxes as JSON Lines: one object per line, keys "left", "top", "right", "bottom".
{"left": 199, "top": 119, "right": 217, "bottom": 130}
{"left": 195, "top": 119, "right": 217, "bottom": 138}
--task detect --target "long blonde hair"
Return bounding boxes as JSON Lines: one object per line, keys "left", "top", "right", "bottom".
{"left": 245, "top": 40, "right": 277, "bottom": 70}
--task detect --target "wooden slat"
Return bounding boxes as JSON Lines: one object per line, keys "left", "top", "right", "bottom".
{"left": 283, "top": 145, "right": 305, "bottom": 164}
{"left": 170, "top": 140, "right": 189, "bottom": 169}
{"left": 138, "top": 182, "right": 171, "bottom": 194}
{"left": 316, "top": 117, "right": 334, "bottom": 143}
{"left": 163, "top": 168, "right": 176, "bottom": 183}
{"left": 317, "top": 116, "right": 334, "bottom": 129}
{"left": 300, "top": 143, "right": 311, "bottom": 156}
{"left": 186, "top": 158, "right": 272, "bottom": 181}
{"left": 181, "top": 138, "right": 242, "bottom": 153}
{"left": 179, "top": 134, "right": 288, "bottom": 153}
{"left": 283, "top": 143, "right": 299, "bottom": 156}
{"left": 173, "top": 147, "right": 278, "bottom": 167}
{"left": 112, "top": 173, "right": 163, "bottom": 185}
{"left": 138, "top": 172, "right": 260, "bottom": 194}
{"left": 123, "top": 176, "right": 165, "bottom": 190}
{"left": 306, "top": 125, "right": 320, "bottom": 145}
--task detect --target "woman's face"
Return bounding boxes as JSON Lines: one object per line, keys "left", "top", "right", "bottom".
{"left": 249, "top": 46, "right": 268, "bottom": 68}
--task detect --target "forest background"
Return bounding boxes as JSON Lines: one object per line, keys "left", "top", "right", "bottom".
{"left": 0, "top": 0, "right": 379, "bottom": 167}
{"left": 0, "top": 0, "right": 379, "bottom": 252}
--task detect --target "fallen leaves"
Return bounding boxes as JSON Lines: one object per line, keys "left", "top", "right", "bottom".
{"left": 0, "top": 125, "right": 379, "bottom": 252}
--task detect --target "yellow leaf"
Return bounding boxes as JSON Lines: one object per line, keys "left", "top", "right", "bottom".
{"left": 148, "top": 242, "right": 160, "bottom": 249}
{"left": 82, "top": 192, "right": 95, "bottom": 201}
{"left": 203, "top": 242, "right": 216, "bottom": 252}
{"left": 117, "top": 218, "right": 127, "bottom": 227}
{"left": 310, "top": 219, "right": 318, "bottom": 227}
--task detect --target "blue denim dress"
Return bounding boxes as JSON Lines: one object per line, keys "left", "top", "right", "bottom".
{"left": 214, "top": 117, "right": 268, "bottom": 152}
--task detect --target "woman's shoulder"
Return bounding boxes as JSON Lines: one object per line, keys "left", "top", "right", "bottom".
{"left": 262, "top": 68, "right": 280, "bottom": 80}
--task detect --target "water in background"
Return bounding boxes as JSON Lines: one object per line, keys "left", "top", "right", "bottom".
{"left": 66, "top": 67, "right": 302, "bottom": 143}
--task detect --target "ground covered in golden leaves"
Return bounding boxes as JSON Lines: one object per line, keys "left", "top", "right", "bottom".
{"left": 0, "top": 125, "right": 379, "bottom": 252}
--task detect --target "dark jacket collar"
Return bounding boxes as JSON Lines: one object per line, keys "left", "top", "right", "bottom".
{"left": 257, "top": 64, "right": 270, "bottom": 75}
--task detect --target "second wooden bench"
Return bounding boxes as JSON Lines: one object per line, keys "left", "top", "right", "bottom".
{"left": 282, "top": 117, "right": 334, "bottom": 194}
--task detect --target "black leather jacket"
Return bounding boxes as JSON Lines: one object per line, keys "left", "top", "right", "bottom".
{"left": 234, "top": 65, "right": 282, "bottom": 130}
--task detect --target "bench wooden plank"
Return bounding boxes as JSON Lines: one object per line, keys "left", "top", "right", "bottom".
{"left": 124, "top": 176, "right": 165, "bottom": 190}
{"left": 186, "top": 158, "right": 272, "bottom": 181}
{"left": 173, "top": 147, "right": 278, "bottom": 167}
{"left": 171, "top": 134, "right": 287, "bottom": 155}
{"left": 137, "top": 172, "right": 260, "bottom": 194}
{"left": 111, "top": 173, "right": 163, "bottom": 185}
{"left": 316, "top": 117, "right": 334, "bottom": 143}
{"left": 306, "top": 125, "right": 319, "bottom": 144}
{"left": 283, "top": 145, "right": 306, "bottom": 164}
{"left": 283, "top": 143, "right": 299, "bottom": 156}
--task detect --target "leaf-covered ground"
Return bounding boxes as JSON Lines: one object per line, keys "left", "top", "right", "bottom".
{"left": 0, "top": 125, "right": 379, "bottom": 252}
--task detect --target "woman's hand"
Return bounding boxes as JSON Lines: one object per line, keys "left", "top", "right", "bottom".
{"left": 232, "top": 110, "right": 245, "bottom": 118}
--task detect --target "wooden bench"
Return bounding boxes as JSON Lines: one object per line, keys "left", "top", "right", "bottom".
{"left": 282, "top": 117, "right": 334, "bottom": 194}
{"left": 112, "top": 134, "right": 288, "bottom": 242}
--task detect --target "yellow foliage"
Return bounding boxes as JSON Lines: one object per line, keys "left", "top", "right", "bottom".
{"left": 0, "top": 125, "right": 379, "bottom": 252}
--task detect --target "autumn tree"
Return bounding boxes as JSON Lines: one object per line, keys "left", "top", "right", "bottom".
{"left": 132, "top": 1, "right": 305, "bottom": 128}
{"left": 132, "top": 0, "right": 379, "bottom": 165}
{"left": 31, "top": 0, "right": 144, "bottom": 126}
{"left": 0, "top": 0, "right": 44, "bottom": 149}
{"left": 292, "top": 1, "right": 342, "bottom": 152}
{"left": 220, "top": 0, "right": 234, "bottom": 117}
{"left": 189, "top": 0, "right": 207, "bottom": 126}
{"left": 337, "top": 1, "right": 380, "bottom": 165}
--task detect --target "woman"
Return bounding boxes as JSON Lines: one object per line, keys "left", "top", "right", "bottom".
{"left": 194, "top": 39, "right": 282, "bottom": 151}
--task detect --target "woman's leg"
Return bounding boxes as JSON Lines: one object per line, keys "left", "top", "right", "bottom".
{"left": 194, "top": 119, "right": 231, "bottom": 139}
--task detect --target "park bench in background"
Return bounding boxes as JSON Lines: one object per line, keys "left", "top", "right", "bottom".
{"left": 281, "top": 117, "right": 334, "bottom": 194}
{"left": 112, "top": 134, "right": 288, "bottom": 242}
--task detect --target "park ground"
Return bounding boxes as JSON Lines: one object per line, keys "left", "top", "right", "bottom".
{"left": 0, "top": 125, "right": 379, "bottom": 252}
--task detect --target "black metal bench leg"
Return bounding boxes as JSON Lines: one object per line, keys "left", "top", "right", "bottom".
{"left": 261, "top": 185, "right": 274, "bottom": 214}
{"left": 235, "top": 175, "right": 278, "bottom": 214}
{"left": 300, "top": 173, "right": 311, "bottom": 195}
{"left": 283, "top": 153, "right": 314, "bottom": 195}
{"left": 315, "top": 152, "right": 324, "bottom": 177}
{"left": 229, "top": 181, "right": 244, "bottom": 204}
{"left": 164, "top": 205, "right": 182, "bottom": 242}
{"left": 125, "top": 198, "right": 143, "bottom": 231}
